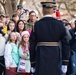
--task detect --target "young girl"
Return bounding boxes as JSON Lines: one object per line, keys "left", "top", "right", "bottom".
{"left": 4, "top": 32, "right": 19, "bottom": 75}
{"left": 5, "top": 21, "right": 20, "bottom": 41}
{"left": 18, "top": 31, "right": 31, "bottom": 75}
{"left": 4, "top": 21, "right": 16, "bottom": 40}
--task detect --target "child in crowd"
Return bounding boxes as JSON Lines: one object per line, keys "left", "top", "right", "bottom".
{"left": 18, "top": 31, "right": 31, "bottom": 75}
{"left": 4, "top": 21, "right": 16, "bottom": 40}
{"left": 4, "top": 32, "right": 19, "bottom": 75}
{"left": 5, "top": 21, "right": 20, "bottom": 42}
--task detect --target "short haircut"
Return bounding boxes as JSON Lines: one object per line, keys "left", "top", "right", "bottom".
{"left": 12, "top": 13, "right": 19, "bottom": 18}
{"left": 29, "top": 11, "right": 36, "bottom": 16}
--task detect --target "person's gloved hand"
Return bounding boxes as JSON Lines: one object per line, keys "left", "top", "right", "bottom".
{"left": 61, "top": 65, "right": 67, "bottom": 73}
{"left": 31, "top": 67, "right": 35, "bottom": 73}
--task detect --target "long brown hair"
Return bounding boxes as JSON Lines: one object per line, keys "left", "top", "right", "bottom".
{"left": 18, "top": 36, "right": 25, "bottom": 48}
{"left": 6, "top": 32, "right": 18, "bottom": 44}
{"left": 16, "top": 20, "right": 25, "bottom": 33}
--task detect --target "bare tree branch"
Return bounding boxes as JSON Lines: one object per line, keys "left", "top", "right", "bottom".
{"left": 3, "top": 0, "right": 6, "bottom": 4}
{"left": 32, "top": 0, "right": 42, "bottom": 17}
{"left": 0, "top": 0, "right": 4, "bottom": 5}
{"left": 0, "top": 0, "right": 6, "bottom": 5}
{"left": 64, "top": 2, "right": 75, "bottom": 18}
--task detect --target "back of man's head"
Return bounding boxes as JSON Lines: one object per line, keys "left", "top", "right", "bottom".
{"left": 41, "top": 2, "right": 56, "bottom": 15}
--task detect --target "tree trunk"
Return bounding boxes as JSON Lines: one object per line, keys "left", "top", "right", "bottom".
{"left": 2, "top": 0, "right": 19, "bottom": 18}
{"left": 11, "top": 0, "right": 17, "bottom": 12}
{"left": 3, "top": 0, "right": 13, "bottom": 18}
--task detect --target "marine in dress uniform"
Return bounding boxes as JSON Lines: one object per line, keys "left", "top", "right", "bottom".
{"left": 29, "top": 2, "right": 70, "bottom": 75}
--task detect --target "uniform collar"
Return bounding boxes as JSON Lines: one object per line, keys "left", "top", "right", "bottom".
{"left": 44, "top": 15, "right": 52, "bottom": 18}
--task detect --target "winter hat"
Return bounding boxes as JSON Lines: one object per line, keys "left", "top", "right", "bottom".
{"left": 21, "top": 31, "right": 30, "bottom": 37}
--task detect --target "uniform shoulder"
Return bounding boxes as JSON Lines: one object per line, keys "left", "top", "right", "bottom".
{"left": 54, "top": 18, "right": 63, "bottom": 24}
{"left": 34, "top": 17, "right": 63, "bottom": 27}
{"left": 34, "top": 20, "right": 41, "bottom": 27}
{"left": 34, "top": 18, "right": 45, "bottom": 25}
{"left": 56, "top": 19, "right": 64, "bottom": 26}
{"left": 53, "top": 19, "right": 65, "bottom": 30}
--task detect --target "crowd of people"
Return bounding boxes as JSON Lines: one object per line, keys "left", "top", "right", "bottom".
{"left": 0, "top": 4, "right": 37, "bottom": 75}
{"left": 0, "top": 1, "right": 76, "bottom": 75}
